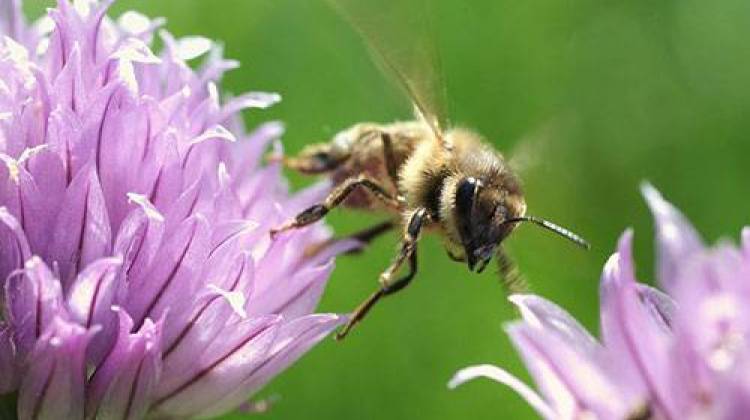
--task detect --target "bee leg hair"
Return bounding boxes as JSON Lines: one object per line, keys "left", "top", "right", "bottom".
{"left": 270, "top": 176, "right": 399, "bottom": 238}
{"left": 335, "top": 208, "right": 429, "bottom": 340}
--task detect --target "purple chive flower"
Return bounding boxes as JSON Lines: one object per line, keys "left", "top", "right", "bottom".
{"left": 0, "top": 1, "right": 350, "bottom": 418}
{"left": 450, "top": 184, "right": 750, "bottom": 420}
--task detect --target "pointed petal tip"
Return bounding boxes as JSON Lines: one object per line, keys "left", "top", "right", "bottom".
{"left": 448, "top": 364, "right": 556, "bottom": 419}
{"left": 640, "top": 182, "right": 703, "bottom": 289}
{"left": 508, "top": 294, "right": 546, "bottom": 328}
{"left": 506, "top": 294, "right": 599, "bottom": 354}
{"left": 207, "top": 284, "right": 248, "bottom": 319}
{"left": 640, "top": 182, "right": 679, "bottom": 223}
{"left": 741, "top": 227, "right": 750, "bottom": 252}
{"left": 618, "top": 228, "right": 634, "bottom": 250}
{"left": 112, "top": 305, "right": 135, "bottom": 331}
{"left": 603, "top": 232, "right": 638, "bottom": 288}
{"left": 257, "top": 120, "right": 285, "bottom": 138}
{"left": 611, "top": 228, "right": 635, "bottom": 276}
{"left": 127, "top": 192, "right": 165, "bottom": 222}
{"left": 448, "top": 364, "right": 506, "bottom": 389}
{"left": 639, "top": 181, "right": 659, "bottom": 204}
{"left": 302, "top": 312, "right": 350, "bottom": 327}
{"left": 603, "top": 252, "right": 620, "bottom": 279}
{"left": 24, "top": 255, "right": 44, "bottom": 269}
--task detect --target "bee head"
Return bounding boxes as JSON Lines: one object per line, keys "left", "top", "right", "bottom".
{"left": 453, "top": 176, "right": 526, "bottom": 273}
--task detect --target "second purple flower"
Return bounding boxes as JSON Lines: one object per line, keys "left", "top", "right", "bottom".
{"left": 451, "top": 184, "right": 750, "bottom": 420}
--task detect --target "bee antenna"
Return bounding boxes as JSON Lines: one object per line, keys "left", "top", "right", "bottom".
{"left": 503, "top": 216, "right": 590, "bottom": 250}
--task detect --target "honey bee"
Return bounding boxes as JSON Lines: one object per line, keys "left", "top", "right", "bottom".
{"left": 270, "top": 0, "right": 589, "bottom": 339}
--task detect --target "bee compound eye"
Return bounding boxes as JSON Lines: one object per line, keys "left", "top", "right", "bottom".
{"left": 455, "top": 177, "right": 480, "bottom": 209}
{"left": 455, "top": 177, "right": 482, "bottom": 248}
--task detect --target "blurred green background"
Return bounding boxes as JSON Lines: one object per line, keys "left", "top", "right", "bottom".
{"left": 26, "top": 0, "right": 750, "bottom": 418}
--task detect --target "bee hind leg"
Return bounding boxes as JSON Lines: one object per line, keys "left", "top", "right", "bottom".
{"left": 303, "top": 220, "right": 395, "bottom": 258}
{"left": 335, "top": 208, "right": 430, "bottom": 340}
{"left": 270, "top": 176, "right": 399, "bottom": 238}
{"left": 340, "top": 220, "right": 396, "bottom": 255}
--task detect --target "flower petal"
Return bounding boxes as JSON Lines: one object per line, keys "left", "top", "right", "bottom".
{"left": 507, "top": 322, "right": 631, "bottom": 419}
{"left": 17, "top": 316, "right": 94, "bottom": 420}
{"left": 0, "top": 322, "right": 19, "bottom": 393}
{"left": 508, "top": 294, "right": 600, "bottom": 358}
{"left": 22, "top": 148, "right": 66, "bottom": 253}
{"left": 117, "top": 11, "right": 164, "bottom": 38}
{"left": 160, "top": 179, "right": 204, "bottom": 236}
{"left": 742, "top": 227, "right": 750, "bottom": 260}
{"left": 636, "top": 284, "right": 676, "bottom": 332}
{"left": 0, "top": 206, "right": 31, "bottom": 283}
{"left": 85, "top": 309, "right": 162, "bottom": 420}
{"left": 189, "top": 124, "right": 236, "bottom": 145}
{"left": 66, "top": 256, "right": 123, "bottom": 364}
{"left": 247, "top": 262, "right": 335, "bottom": 319}
{"left": 448, "top": 364, "right": 555, "bottom": 420}
{"left": 159, "top": 252, "right": 254, "bottom": 376}
{"left": 599, "top": 230, "right": 676, "bottom": 418}
{"left": 214, "top": 92, "right": 281, "bottom": 123}
{"left": 226, "top": 121, "right": 284, "bottom": 184}
{"left": 152, "top": 315, "right": 280, "bottom": 418}
{"left": 110, "top": 37, "right": 160, "bottom": 64}
{"left": 44, "top": 106, "right": 83, "bottom": 183}
{"left": 174, "top": 36, "right": 212, "bottom": 61}
{"left": 190, "top": 314, "right": 346, "bottom": 419}
{"left": 49, "top": 162, "right": 112, "bottom": 290}
{"left": 4, "top": 257, "right": 67, "bottom": 358}
{"left": 641, "top": 183, "right": 703, "bottom": 290}
{"left": 113, "top": 201, "right": 165, "bottom": 281}
{"left": 50, "top": 42, "right": 85, "bottom": 114}
{"left": 124, "top": 214, "right": 210, "bottom": 341}
{"left": 0, "top": 0, "right": 25, "bottom": 41}
{"left": 66, "top": 257, "right": 122, "bottom": 328}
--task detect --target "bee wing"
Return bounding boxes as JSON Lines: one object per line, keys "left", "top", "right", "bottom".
{"left": 327, "top": 0, "right": 450, "bottom": 147}
{"left": 508, "top": 117, "right": 567, "bottom": 176}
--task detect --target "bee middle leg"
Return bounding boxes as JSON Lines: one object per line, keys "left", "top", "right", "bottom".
{"left": 335, "top": 208, "right": 430, "bottom": 340}
{"left": 270, "top": 176, "right": 400, "bottom": 238}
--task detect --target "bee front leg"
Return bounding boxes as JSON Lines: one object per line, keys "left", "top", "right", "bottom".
{"left": 335, "top": 208, "right": 430, "bottom": 340}
{"left": 270, "top": 176, "right": 400, "bottom": 238}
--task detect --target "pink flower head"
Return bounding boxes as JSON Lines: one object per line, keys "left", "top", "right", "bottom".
{"left": 450, "top": 184, "right": 750, "bottom": 420}
{"left": 0, "top": 1, "right": 349, "bottom": 418}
